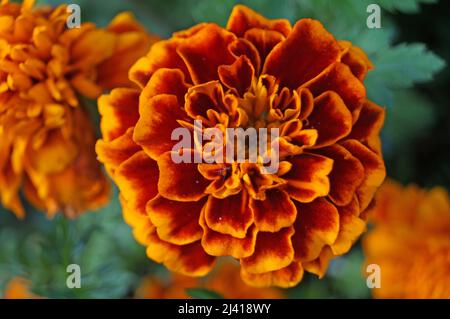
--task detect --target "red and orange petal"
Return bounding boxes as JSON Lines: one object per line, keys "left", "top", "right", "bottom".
{"left": 96, "top": 5, "right": 385, "bottom": 287}
{"left": 0, "top": 0, "right": 156, "bottom": 217}
{"left": 136, "top": 261, "right": 284, "bottom": 299}
{"left": 363, "top": 180, "right": 450, "bottom": 298}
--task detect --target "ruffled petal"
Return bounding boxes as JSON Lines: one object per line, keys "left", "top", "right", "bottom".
{"left": 200, "top": 210, "right": 257, "bottom": 258}
{"left": 341, "top": 140, "right": 386, "bottom": 211}
{"left": 147, "top": 195, "right": 205, "bottom": 245}
{"left": 330, "top": 198, "right": 366, "bottom": 255}
{"left": 304, "top": 62, "right": 366, "bottom": 123}
{"left": 96, "top": 128, "right": 141, "bottom": 174}
{"left": 241, "top": 261, "right": 303, "bottom": 288}
{"left": 292, "top": 198, "right": 339, "bottom": 262}
{"left": 129, "top": 36, "right": 193, "bottom": 87}
{"left": 156, "top": 150, "right": 210, "bottom": 201}
{"left": 177, "top": 24, "right": 236, "bottom": 84}
{"left": 302, "top": 246, "right": 334, "bottom": 278}
{"left": 114, "top": 150, "right": 159, "bottom": 216}
{"left": 305, "top": 91, "right": 352, "bottom": 148}
{"left": 147, "top": 234, "right": 216, "bottom": 277}
{"left": 228, "top": 38, "right": 261, "bottom": 75}
{"left": 218, "top": 55, "right": 254, "bottom": 96}
{"left": 227, "top": 4, "right": 291, "bottom": 37}
{"left": 241, "top": 227, "right": 295, "bottom": 274}
{"left": 140, "top": 68, "right": 190, "bottom": 106}
{"left": 315, "top": 144, "right": 365, "bottom": 206}
{"left": 341, "top": 44, "right": 373, "bottom": 81}
{"left": 284, "top": 152, "right": 333, "bottom": 203}
{"left": 185, "top": 81, "right": 237, "bottom": 123}
{"left": 133, "top": 94, "right": 189, "bottom": 159}
{"left": 250, "top": 189, "right": 297, "bottom": 232}
{"left": 205, "top": 191, "right": 253, "bottom": 239}
{"left": 98, "top": 88, "right": 140, "bottom": 142}
{"left": 121, "top": 196, "right": 154, "bottom": 246}
{"left": 263, "top": 19, "right": 341, "bottom": 89}
{"left": 244, "top": 28, "right": 285, "bottom": 62}
{"left": 348, "top": 100, "right": 385, "bottom": 154}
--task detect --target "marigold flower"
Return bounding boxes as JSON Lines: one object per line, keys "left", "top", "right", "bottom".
{"left": 3, "top": 277, "right": 40, "bottom": 299}
{"left": 0, "top": 0, "right": 157, "bottom": 218}
{"left": 136, "top": 261, "right": 283, "bottom": 299}
{"left": 363, "top": 180, "right": 450, "bottom": 298}
{"left": 97, "top": 5, "right": 386, "bottom": 287}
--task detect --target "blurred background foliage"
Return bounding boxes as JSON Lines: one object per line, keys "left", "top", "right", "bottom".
{"left": 1, "top": 0, "right": 448, "bottom": 298}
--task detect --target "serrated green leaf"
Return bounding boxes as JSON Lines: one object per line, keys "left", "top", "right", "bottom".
{"left": 186, "top": 288, "right": 224, "bottom": 299}
{"left": 366, "top": 43, "right": 446, "bottom": 106}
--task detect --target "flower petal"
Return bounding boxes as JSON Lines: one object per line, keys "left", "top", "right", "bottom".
{"left": 140, "top": 68, "right": 190, "bottom": 106}
{"left": 330, "top": 198, "right": 366, "bottom": 255}
{"left": 348, "top": 100, "right": 385, "bottom": 154}
{"left": 341, "top": 44, "right": 373, "bottom": 81}
{"left": 304, "top": 62, "right": 366, "bottom": 123}
{"left": 96, "top": 128, "right": 141, "bottom": 174}
{"left": 147, "top": 234, "right": 216, "bottom": 277}
{"left": 241, "top": 226, "right": 295, "bottom": 273}
{"left": 315, "top": 144, "right": 365, "bottom": 206}
{"left": 129, "top": 37, "right": 192, "bottom": 87}
{"left": 157, "top": 150, "right": 210, "bottom": 201}
{"left": 341, "top": 140, "right": 386, "bottom": 211}
{"left": 218, "top": 55, "right": 254, "bottom": 96}
{"left": 292, "top": 198, "right": 339, "bottom": 262}
{"left": 133, "top": 94, "right": 189, "bottom": 159}
{"left": 244, "top": 28, "right": 285, "bottom": 63}
{"left": 227, "top": 5, "right": 291, "bottom": 38}
{"left": 115, "top": 150, "right": 159, "bottom": 216}
{"left": 205, "top": 191, "right": 253, "bottom": 239}
{"left": 263, "top": 19, "right": 341, "bottom": 89}
{"left": 241, "top": 261, "right": 303, "bottom": 288}
{"left": 302, "top": 246, "right": 334, "bottom": 278}
{"left": 229, "top": 38, "right": 261, "bottom": 75}
{"left": 147, "top": 195, "right": 205, "bottom": 245}
{"left": 98, "top": 88, "right": 140, "bottom": 142}
{"left": 177, "top": 24, "right": 236, "bottom": 84}
{"left": 200, "top": 210, "right": 257, "bottom": 258}
{"left": 305, "top": 91, "right": 352, "bottom": 148}
{"left": 121, "top": 196, "right": 154, "bottom": 246}
{"left": 250, "top": 189, "right": 297, "bottom": 232}
{"left": 185, "top": 81, "right": 237, "bottom": 123}
{"left": 284, "top": 152, "right": 333, "bottom": 203}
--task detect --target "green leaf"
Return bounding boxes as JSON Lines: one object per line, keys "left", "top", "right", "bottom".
{"left": 366, "top": 43, "right": 446, "bottom": 106}
{"left": 186, "top": 288, "right": 224, "bottom": 299}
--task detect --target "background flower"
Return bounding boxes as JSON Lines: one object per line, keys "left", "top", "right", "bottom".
{"left": 0, "top": 0, "right": 157, "bottom": 218}
{"left": 363, "top": 180, "right": 450, "bottom": 298}
{"left": 2, "top": 277, "right": 41, "bottom": 299}
{"left": 136, "top": 261, "right": 284, "bottom": 299}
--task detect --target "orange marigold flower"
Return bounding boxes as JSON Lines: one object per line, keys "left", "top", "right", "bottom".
{"left": 3, "top": 277, "right": 41, "bottom": 299}
{"left": 363, "top": 180, "right": 450, "bottom": 298}
{"left": 97, "top": 5, "right": 386, "bottom": 287}
{"left": 136, "top": 261, "right": 283, "bottom": 299}
{"left": 0, "top": 0, "right": 157, "bottom": 218}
